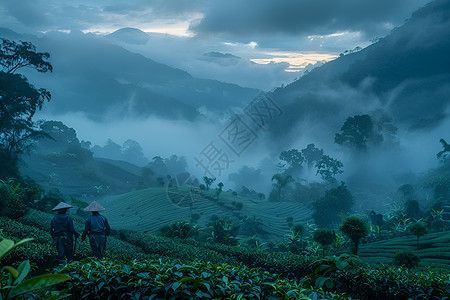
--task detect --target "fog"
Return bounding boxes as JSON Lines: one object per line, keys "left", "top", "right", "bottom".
{"left": 3, "top": 0, "right": 449, "bottom": 217}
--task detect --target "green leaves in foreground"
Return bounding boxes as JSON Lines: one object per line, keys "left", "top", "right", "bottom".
{"left": 0, "top": 238, "right": 71, "bottom": 299}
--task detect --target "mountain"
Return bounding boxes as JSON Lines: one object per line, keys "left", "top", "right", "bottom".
{"left": 268, "top": 0, "right": 450, "bottom": 145}
{"left": 106, "top": 27, "right": 150, "bottom": 45}
{"left": 0, "top": 28, "right": 259, "bottom": 120}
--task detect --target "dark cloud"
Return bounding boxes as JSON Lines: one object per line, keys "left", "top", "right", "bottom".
{"left": 191, "top": 0, "right": 431, "bottom": 39}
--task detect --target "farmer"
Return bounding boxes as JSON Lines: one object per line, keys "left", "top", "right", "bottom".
{"left": 50, "top": 202, "right": 80, "bottom": 264}
{"left": 81, "top": 201, "right": 111, "bottom": 259}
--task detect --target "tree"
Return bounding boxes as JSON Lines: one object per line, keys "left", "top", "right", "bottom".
{"left": 408, "top": 221, "right": 428, "bottom": 249}
{"left": 216, "top": 182, "right": 224, "bottom": 199}
{"left": 312, "top": 182, "right": 354, "bottom": 228}
{"left": 315, "top": 155, "right": 343, "bottom": 183}
{"left": 0, "top": 38, "right": 52, "bottom": 176}
{"left": 279, "top": 149, "right": 304, "bottom": 173}
{"left": 335, "top": 114, "right": 382, "bottom": 150}
{"left": 437, "top": 138, "right": 450, "bottom": 165}
{"left": 122, "top": 139, "right": 148, "bottom": 166}
{"left": 313, "top": 228, "right": 336, "bottom": 257}
{"left": 340, "top": 216, "right": 369, "bottom": 255}
{"left": 301, "top": 144, "right": 324, "bottom": 168}
{"left": 271, "top": 173, "right": 293, "bottom": 201}
{"left": 203, "top": 176, "right": 216, "bottom": 190}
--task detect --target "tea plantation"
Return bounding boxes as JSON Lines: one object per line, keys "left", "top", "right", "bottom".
{"left": 2, "top": 207, "right": 450, "bottom": 299}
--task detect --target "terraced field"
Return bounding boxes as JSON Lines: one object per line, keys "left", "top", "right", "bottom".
{"left": 98, "top": 186, "right": 313, "bottom": 238}
{"left": 342, "top": 231, "right": 450, "bottom": 269}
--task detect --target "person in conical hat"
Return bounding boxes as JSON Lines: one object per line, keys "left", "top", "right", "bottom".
{"left": 81, "top": 201, "right": 110, "bottom": 259}
{"left": 50, "top": 202, "right": 80, "bottom": 264}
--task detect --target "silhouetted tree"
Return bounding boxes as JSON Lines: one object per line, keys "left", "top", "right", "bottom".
{"left": 279, "top": 149, "right": 304, "bottom": 173}
{"left": 335, "top": 114, "right": 382, "bottom": 150}
{"left": 437, "top": 138, "right": 450, "bottom": 164}
{"left": 312, "top": 182, "right": 354, "bottom": 228}
{"left": 203, "top": 176, "right": 216, "bottom": 190}
{"left": 315, "top": 155, "right": 343, "bottom": 183}
{"left": 0, "top": 38, "right": 53, "bottom": 177}
{"left": 301, "top": 143, "right": 324, "bottom": 168}
{"left": 271, "top": 173, "right": 293, "bottom": 201}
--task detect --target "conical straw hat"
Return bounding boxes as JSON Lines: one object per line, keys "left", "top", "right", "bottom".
{"left": 52, "top": 202, "right": 73, "bottom": 211}
{"left": 84, "top": 201, "right": 105, "bottom": 212}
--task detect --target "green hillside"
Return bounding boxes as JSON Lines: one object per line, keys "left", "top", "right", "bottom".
{"left": 354, "top": 231, "right": 450, "bottom": 269}
{"left": 98, "top": 186, "right": 313, "bottom": 238}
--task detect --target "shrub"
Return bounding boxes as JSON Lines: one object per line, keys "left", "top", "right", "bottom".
{"left": 0, "top": 179, "right": 28, "bottom": 220}
{"left": 313, "top": 228, "right": 336, "bottom": 257}
{"left": 393, "top": 249, "right": 420, "bottom": 268}
{"left": 160, "top": 221, "right": 198, "bottom": 239}
{"left": 408, "top": 221, "right": 428, "bottom": 249}
{"left": 340, "top": 216, "right": 369, "bottom": 255}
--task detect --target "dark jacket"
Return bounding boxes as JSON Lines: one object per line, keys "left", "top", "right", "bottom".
{"left": 50, "top": 214, "right": 79, "bottom": 238}
{"left": 82, "top": 214, "right": 110, "bottom": 240}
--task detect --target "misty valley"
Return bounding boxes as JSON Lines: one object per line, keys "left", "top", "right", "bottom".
{"left": 2, "top": 0, "right": 450, "bottom": 299}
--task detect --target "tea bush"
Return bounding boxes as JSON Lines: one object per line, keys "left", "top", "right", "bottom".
{"left": 393, "top": 249, "right": 420, "bottom": 268}
{"left": 58, "top": 258, "right": 347, "bottom": 299}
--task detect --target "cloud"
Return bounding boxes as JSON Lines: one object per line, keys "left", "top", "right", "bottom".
{"left": 0, "top": 0, "right": 206, "bottom": 34}
{"left": 191, "top": 0, "right": 431, "bottom": 40}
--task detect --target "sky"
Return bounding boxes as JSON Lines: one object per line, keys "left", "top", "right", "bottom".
{"left": 0, "top": 0, "right": 432, "bottom": 89}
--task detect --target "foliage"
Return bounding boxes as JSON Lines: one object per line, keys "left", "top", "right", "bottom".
{"left": 304, "top": 254, "right": 364, "bottom": 291}
{"left": 334, "top": 114, "right": 382, "bottom": 150}
{"left": 279, "top": 148, "right": 304, "bottom": 173}
{"left": 159, "top": 221, "right": 198, "bottom": 239}
{"left": 0, "top": 38, "right": 52, "bottom": 170}
{"left": 315, "top": 155, "right": 343, "bottom": 183}
{"left": 58, "top": 258, "right": 344, "bottom": 299}
{"left": 393, "top": 249, "right": 420, "bottom": 268}
{"left": 301, "top": 143, "right": 324, "bottom": 168}
{"left": 408, "top": 221, "right": 428, "bottom": 249}
{"left": 211, "top": 218, "right": 240, "bottom": 245}
{"left": 312, "top": 182, "right": 354, "bottom": 228}
{"left": 202, "top": 176, "right": 216, "bottom": 190}
{"left": 313, "top": 228, "right": 336, "bottom": 257}
{"left": 239, "top": 216, "right": 265, "bottom": 237}
{"left": 270, "top": 173, "right": 293, "bottom": 201}
{"left": 437, "top": 138, "right": 450, "bottom": 165}
{"left": 0, "top": 179, "right": 28, "bottom": 220}
{"left": 0, "top": 237, "right": 70, "bottom": 299}
{"left": 405, "top": 199, "right": 420, "bottom": 219}
{"left": 340, "top": 216, "right": 369, "bottom": 255}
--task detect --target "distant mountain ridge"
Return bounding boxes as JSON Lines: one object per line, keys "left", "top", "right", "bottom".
{"left": 0, "top": 28, "right": 259, "bottom": 120}
{"left": 269, "top": 0, "right": 450, "bottom": 144}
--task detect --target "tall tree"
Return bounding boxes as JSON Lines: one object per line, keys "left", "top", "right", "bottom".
{"left": 301, "top": 144, "right": 324, "bottom": 168}
{"left": 0, "top": 38, "right": 52, "bottom": 176}
{"left": 271, "top": 173, "right": 294, "bottom": 201}
{"left": 279, "top": 149, "right": 304, "bottom": 173}
{"left": 335, "top": 114, "right": 382, "bottom": 150}
{"left": 315, "top": 155, "right": 344, "bottom": 184}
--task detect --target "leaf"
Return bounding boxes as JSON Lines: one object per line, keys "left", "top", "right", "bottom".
{"left": 195, "top": 291, "right": 212, "bottom": 298}
{"left": 315, "top": 276, "right": 331, "bottom": 289}
{"left": 8, "top": 274, "right": 71, "bottom": 298}
{"left": 15, "top": 260, "right": 31, "bottom": 285}
{"left": 335, "top": 260, "right": 349, "bottom": 270}
{"left": 0, "top": 238, "right": 34, "bottom": 260}
{"left": 1, "top": 266, "right": 19, "bottom": 280}
{"left": 171, "top": 282, "right": 181, "bottom": 291}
